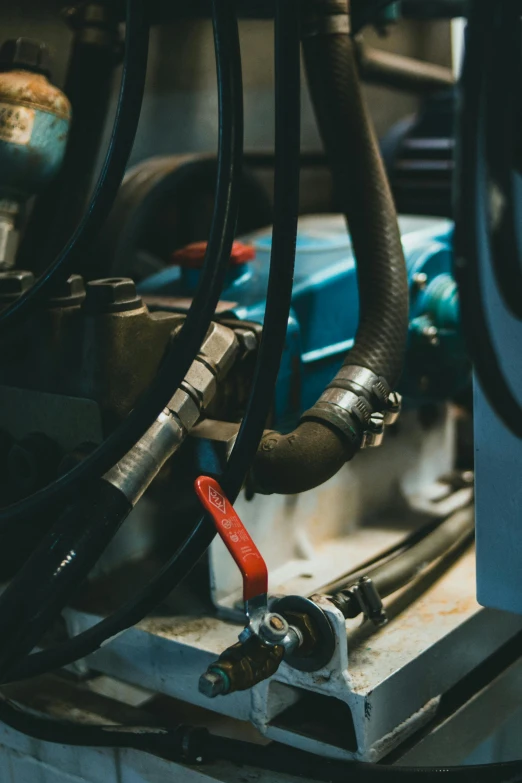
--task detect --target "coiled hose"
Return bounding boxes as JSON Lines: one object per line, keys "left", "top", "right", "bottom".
{"left": 251, "top": 0, "right": 409, "bottom": 495}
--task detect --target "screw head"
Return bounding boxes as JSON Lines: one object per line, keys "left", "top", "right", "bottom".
{"left": 383, "top": 391, "right": 402, "bottom": 426}
{"left": 85, "top": 277, "right": 142, "bottom": 313}
{"left": 363, "top": 412, "right": 385, "bottom": 449}
{"left": 388, "top": 391, "right": 401, "bottom": 408}
{"left": 0, "top": 38, "right": 51, "bottom": 77}
{"left": 369, "top": 411, "right": 385, "bottom": 432}
{"left": 269, "top": 615, "right": 285, "bottom": 632}
{"left": 0, "top": 269, "right": 34, "bottom": 302}
{"left": 258, "top": 612, "right": 289, "bottom": 643}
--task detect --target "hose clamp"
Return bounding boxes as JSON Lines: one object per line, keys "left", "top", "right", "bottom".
{"left": 301, "top": 388, "right": 369, "bottom": 448}
{"left": 305, "top": 366, "right": 402, "bottom": 454}
{"left": 328, "top": 365, "right": 390, "bottom": 408}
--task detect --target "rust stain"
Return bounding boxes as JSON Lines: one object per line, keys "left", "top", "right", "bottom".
{"left": 438, "top": 596, "right": 476, "bottom": 616}
{"left": 0, "top": 71, "right": 71, "bottom": 119}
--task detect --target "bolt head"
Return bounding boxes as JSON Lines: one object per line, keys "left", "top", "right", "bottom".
{"left": 388, "top": 391, "right": 401, "bottom": 408}
{"left": 0, "top": 269, "right": 34, "bottom": 300}
{"left": 383, "top": 391, "right": 402, "bottom": 426}
{"left": 85, "top": 277, "right": 142, "bottom": 313}
{"left": 269, "top": 615, "right": 285, "bottom": 632}
{"left": 363, "top": 412, "right": 386, "bottom": 449}
{"left": 0, "top": 38, "right": 51, "bottom": 77}
{"left": 48, "top": 274, "right": 85, "bottom": 307}
{"left": 368, "top": 411, "right": 385, "bottom": 432}
{"left": 258, "top": 612, "right": 289, "bottom": 643}
{"left": 199, "top": 670, "right": 227, "bottom": 698}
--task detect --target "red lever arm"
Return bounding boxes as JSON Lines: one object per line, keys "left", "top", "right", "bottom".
{"left": 194, "top": 476, "right": 268, "bottom": 601}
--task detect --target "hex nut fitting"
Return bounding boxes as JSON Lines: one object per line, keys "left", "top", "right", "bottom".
{"left": 0, "top": 38, "right": 51, "bottom": 77}
{"left": 169, "top": 388, "right": 201, "bottom": 432}
{"left": 47, "top": 274, "right": 86, "bottom": 308}
{"left": 258, "top": 613, "right": 290, "bottom": 644}
{"left": 0, "top": 269, "right": 34, "bottom": 302}
{"left": 85, "top": 277, "right": 143, "bottom": 313}
{"left": 198, "top": 669, "right": 228, "bottom": 698}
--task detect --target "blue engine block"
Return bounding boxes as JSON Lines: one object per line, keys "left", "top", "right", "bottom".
{"left": 141, "top": 214, "right": 466, "bottom": 430}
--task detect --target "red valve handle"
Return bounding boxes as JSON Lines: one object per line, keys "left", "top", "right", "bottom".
{"left": 194, "top": 476, "right": 268, "bottom": 601}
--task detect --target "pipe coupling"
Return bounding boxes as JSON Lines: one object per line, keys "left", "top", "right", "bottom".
{"left": 105, "top": 323, "right": 239, "bottom": 505}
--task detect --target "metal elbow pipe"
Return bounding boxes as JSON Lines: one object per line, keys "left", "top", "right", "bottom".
{"left": 252, "top": 370, "right": 401, "bottom": 495}
{"left": 252, "top": 422, "right": 350, "bottom": 495}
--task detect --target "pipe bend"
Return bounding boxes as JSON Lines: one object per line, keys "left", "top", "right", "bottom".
{"left": 252, "top": 0, "right": 408, "bottom": 496}
{"left": 251, "top": 422, "right": 354, "bottom": 495}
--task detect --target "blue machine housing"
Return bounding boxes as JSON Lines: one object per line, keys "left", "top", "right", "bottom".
{"left": 140, "top": 214, "right": 466, "bottom": 430}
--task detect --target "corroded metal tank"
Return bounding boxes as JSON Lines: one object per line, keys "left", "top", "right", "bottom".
{"left": 0, "top": 38, "right": 71, "bottom": 266}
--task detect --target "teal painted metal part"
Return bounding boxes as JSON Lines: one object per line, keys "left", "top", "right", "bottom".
{"left": 140, "top": 215, "right": 469, "bottom": 428}
{"left": 0, "top": 109, "right": 70, "bottom": 201}
{"left": 379, "top": 1, "right": 402, "bottom": 23}
{"left": 404, "top": 230, "right": 469, "bottom": 401}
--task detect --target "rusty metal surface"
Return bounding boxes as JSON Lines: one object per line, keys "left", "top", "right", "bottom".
{"left": 67, "top": 544, "right": 522, "bottom": 762}
{"left": 0, "top": 295, "right": 182, "bottom": 433}
{"left": 0, "top": 664, "right": 521, "bottom": 781}
{"left": 0, "top": 672, "right": 307, "bottom": 783}
{"left": 0, "top": 70, "right": 71, "bottom": 119}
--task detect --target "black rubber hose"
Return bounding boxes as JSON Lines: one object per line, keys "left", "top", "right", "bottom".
{"left": 204, "top": 734, "right": 522, "bottom": 782}
{"left": 0, "top": 696, "right": 199, "bottom": 757}
{"left": 0, "top": 704, "right": 520, "bottom": 781}
{"left": 331, "top": 506, "right": 474, "bottom": 617}
{"left": 320, "top": 510, "right": 461, "bottom": 596}
{"left": 5, "top": 0, "right": 301, "bottom": 685}
{"left": 303, "top": 2, "right": 408, "bottom": 383}
{"left": 0, "top": 0, "right": 147, "bottom": 331}
{"left": 219, "top": 0, "right": 301, "bottom": 497}
{"left": 0, "top": 480, "right": 132, "bottom": 682}
{"left": 252, "top": 421, "right": 348, "bottom": 495}
{"left": 251, "top": 0, "right": 409, "bottom": 494}
{"left": 485, "top": 0, "right": 522, "bottom": 319}
{"left": 0, "top": 0, "right": 243, "bottom": 527}
{"left": 454, "top": 0, "right": 522, "bottom": 438}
